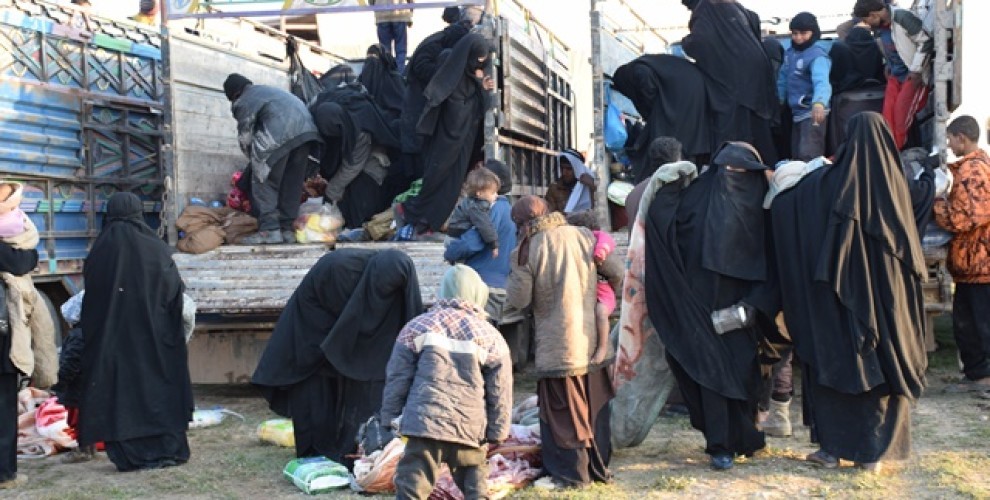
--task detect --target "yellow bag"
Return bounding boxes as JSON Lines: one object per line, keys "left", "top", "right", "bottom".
{"left": 257, "top": 418, "right": 295, "bottom": 448}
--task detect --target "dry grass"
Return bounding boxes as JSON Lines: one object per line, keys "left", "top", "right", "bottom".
{"left": 11, "top": 316, "right": 990, "bottom": 499}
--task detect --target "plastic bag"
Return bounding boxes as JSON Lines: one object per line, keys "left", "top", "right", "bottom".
{"left": 284, "top": 456, "right": 350, "bottom": 494}
{"left": 258, "top": 418, "right": 295, "bottom": 448}
{"left": 189, "top": 406, "right": 245, "bottom": 429}
{"left": 604, "top": 85, "right": 628, "bottom": 152}
{"left": 294, "top": 201, "right": 344, "bottom": 244}
{"left": 351, "top": 437, "right": 405, "bottom": 493}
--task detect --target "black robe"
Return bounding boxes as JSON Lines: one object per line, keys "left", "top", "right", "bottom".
{"left": 682, "top": 0, "right": 777, "bottom": 165}
{"left": 402, "top": 33, "right": 490, "bottom": 232}
{"left": 612, "top": 55, "right": 713, "bottom": 182}
{"left": 768, "top": 112, "right": 927, "bottom": 462}
{"left": 829, "top": 27, "right": 886, "bottom": 95}
{"left": 360, "top": 44, "right": 406, "bottom": 122}
{"left": 312, "top": 83, "right": 402, "bottom": 227}
{"left": 252, "top": 248, "right": 423, "bottom": 462}
{"left": 78, "top": 193, "right": 192, "bottom": 469}
{"left": 400, "top": 23, "right": 470, "bottom": 157}
{"left": 644, "top": 165, "right": 770, "bottom": 457}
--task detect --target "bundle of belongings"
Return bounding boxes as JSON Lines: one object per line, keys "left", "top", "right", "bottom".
{"left": 176, "top": 205, "right": 258, "bottom": 253}
{"left": 348, "top": 396, "right": 543, "bottom": 498}
{"left": 16, "top": 388, "right": 77, "bottom": 458}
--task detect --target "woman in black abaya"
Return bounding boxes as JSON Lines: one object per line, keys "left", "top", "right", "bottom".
{"left": 396, "top": 33, "right": 492, "bottom": 238}
{"left": 78, "top": 192, "right": 193, "bottom": 472}
{"left": 252, "top": 249, "right": 422, "bottom": 463}
{"left": 644, "top": 142, "right": 774, "bottom": 470}
{"left": 681, "top": 0, "right": 778, "bottom": 165}
{"left": 768, "top": 112, "right": 927, "bottom": 470}
{"left": 359, "top": 43, "right": 406, "bottom": 122}
{"left": 612, "top": 54, "right": 713, "bottom": 182}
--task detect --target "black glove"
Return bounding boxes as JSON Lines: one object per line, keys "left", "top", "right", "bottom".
{"left": 711, "top": 302, "right": 756, "bottom": 335}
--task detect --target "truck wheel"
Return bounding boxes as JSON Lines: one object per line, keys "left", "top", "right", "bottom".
{"left": 38, "top": 290, "right": 65, "bottom": 350}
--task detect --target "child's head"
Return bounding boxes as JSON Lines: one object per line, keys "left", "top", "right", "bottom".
{"left": 789, "top": 12, "right": 820, "bottom": 48}
{"left": 947, "top": 115, "right": 980, "bottom": 157}
{"left": 566, "top": 209, "right": 600, "bottom": 231}
{"left": 853, "top": 0, "right": 889, "bottom": 29}
{"left": 465, "top": 167, "right": 501, "bottom": 203}
{"left": 0, "top": 182, "right": 23, "bottom": 216}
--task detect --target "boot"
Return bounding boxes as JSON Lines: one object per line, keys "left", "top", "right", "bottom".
{"left": 763, "top": 399, "right": 792, "bottom": 437}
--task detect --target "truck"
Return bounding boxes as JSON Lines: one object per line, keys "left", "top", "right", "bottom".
{"left": 587, "top": 0, "right": 970, "bottom": 350}
{"left": 0, "top": 0, "right": 581, "bottom": 382}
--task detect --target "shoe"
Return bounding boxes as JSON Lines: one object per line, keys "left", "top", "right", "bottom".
{"left": 855, "top": 461, "right": 882, "bottom": 473}
{"left": 394, "top": 224, "right": 416, "bottom": 242}
{"left": 763, "top": 399, "right": 792, "bottom": 437}
{"left": 239, "top": 230, "right": 283, "bottom": 245}
{"left": 62, "top": 447, "right": 96, "bottom": 464}
{"left": 281, "top": 230, "right": 296, "bottom": 244}
{"left": 0, "top": 473, "right": 27, "bottom": 489}
{"left": 806, "top": 449, "right": 839, "bottom": 469}
{"left": 710, "top": 454, "right": 734, "bottom": 470}
{"left": 337, "top": 228, "right": 368, "bottom": 242}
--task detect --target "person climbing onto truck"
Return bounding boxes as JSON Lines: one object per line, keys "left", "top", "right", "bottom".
{"left": 223, "top": 73, "right": 321, "bottom": 244}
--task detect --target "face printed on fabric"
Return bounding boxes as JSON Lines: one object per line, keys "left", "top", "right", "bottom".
{"left": 791, "top": 30, "right": 813, "bottom": 46}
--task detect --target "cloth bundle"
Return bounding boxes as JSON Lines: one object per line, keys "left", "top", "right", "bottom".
{"left": 17, "top": 392, "right": 77, "bottom": 458}
{"left": 176, "top": 206, "right": 259, "bottom": 252}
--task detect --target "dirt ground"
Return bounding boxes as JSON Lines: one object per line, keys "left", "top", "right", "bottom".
{"left": 10, "top": 318, "right": 990, "bottom": 499}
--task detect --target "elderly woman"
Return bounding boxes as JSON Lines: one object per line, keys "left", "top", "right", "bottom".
{"left": 78, "top": 192, "right": 193, "bottom": 472}
{"left": 505, "top": 196, "right": 622, "bottom": 489}
{"left": 252, "top": 248, "right": 422, "bottom": 463}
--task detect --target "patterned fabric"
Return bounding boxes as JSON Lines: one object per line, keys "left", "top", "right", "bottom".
{"left": 935, "top": 149, "right": 990, "bottom": 283}
{"left": 396, "top": 299, "right": 505, "bottom": 365}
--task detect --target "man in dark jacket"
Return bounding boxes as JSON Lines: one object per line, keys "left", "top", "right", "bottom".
{"left": 381, "top": 264, "right": 512, "bottom": 499}
{"left": 223, "top": 73, "right": 320, "bottom": 244}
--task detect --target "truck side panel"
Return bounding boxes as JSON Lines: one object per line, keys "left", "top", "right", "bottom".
{"left": 0, "top": 1, "right": 167, "bottom": 280}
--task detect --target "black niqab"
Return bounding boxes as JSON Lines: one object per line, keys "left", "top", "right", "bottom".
{"left": 769, "top": 112, "right": 927, "bottom": 398}
{"left": 319, "top": 64, "right": 357, "bottom": 89}
{"left": 78, "top": 192, "right": 192, "bottom": 444}
{"left": 612, "top": 54, "right": 713, "bottom": 180}
{"left": 419, "top": 33, "right": 490, "bottom": 126}
{"left": 311, "top": 82, "right": 401, "bottom": 180}
{"left": 359, "top": 43, "right": 406, "bottom": 121}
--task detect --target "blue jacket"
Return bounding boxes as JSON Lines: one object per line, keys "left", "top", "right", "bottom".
{"left": 443, "top": 196, "right": 516, "bottom": 289}
{"left": 777, "top": 44, "right": 832, "bottom": 121}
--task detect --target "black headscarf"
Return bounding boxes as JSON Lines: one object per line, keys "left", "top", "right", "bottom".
{"left": 359, "top": 43, "right": 406, "bottom": 121}
{"left": 252, "top": 248, "right": 423, "bottom": 391}
{"left": 223, "top": 73, "right": 252, "bottom": 102}
{"left": 79, "top": 192, "right": 192, "bottom": 444}
{"left": 311, "top": 82, "right": 401, "bottom": 179}
{"left": 318, "top": 64, "right": 356, "bottom": 89}
{"left": 681, "top": 0, "right": 775, "bottom": 119}
{"left": 420, "top": 33, "right": 490, "bottom": 123}
{"left": 829, "top": 27, "right": 886, "bottom": 94}
{"left": 486, "top": 158, "right": 512, "bottom": 195}
{"left": 788, "top": 12, "right": 821, "bottom": 51}
{"left": 612, "top": 54, "right": 713, "bottom": 177}
{"left": 768, "top": 112, "right": 927, "bottom": 397}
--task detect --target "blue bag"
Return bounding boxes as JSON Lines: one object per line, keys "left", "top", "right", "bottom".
{"left": 604, "top": 84, "right": 628, "bottom": 152}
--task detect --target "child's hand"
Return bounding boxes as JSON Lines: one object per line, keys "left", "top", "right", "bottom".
{"left": 590, "top": 347, "right": 607, "bottom": 366}
{"left": 492, "top": 247, "right": 499, "bottom": 258}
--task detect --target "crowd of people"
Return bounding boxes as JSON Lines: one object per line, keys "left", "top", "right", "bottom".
{"left": 3, "top": 0, "right": 990, "bottom": 497}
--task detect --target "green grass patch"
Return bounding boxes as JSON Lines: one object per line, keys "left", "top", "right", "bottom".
{"left": 652, "top": 474, "right": 697, "bottom": 491}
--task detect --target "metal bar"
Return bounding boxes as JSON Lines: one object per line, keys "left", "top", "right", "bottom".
{"left": 170, "top": 0, "right": 484, "bottom": 20}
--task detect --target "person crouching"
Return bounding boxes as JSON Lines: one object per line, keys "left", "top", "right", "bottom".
{"left": 381, "top": 264, "right": 512, "bottom": 499}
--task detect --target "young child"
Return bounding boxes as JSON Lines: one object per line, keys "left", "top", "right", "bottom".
{"left": 381, "top": 264, "right": 512, "bottom": 498}
{"left": 52, "top": 291, "right": 96, "bottom": 463}
{"left": 776, "top": 12, "right": 831, "bottom": 161}
{"left": 566, "top": 210, "right": 618, "bottom": 366}
{"left": 0, "top": 181, "right": 57, "bottom": 390}
{"left": 446, "top": 167, "right": 501, "bottom": 259}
